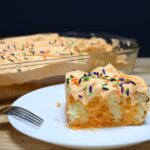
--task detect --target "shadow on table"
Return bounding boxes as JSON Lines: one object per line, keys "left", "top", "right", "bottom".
{"left": 0, "top": 122, "right": 73, "bottom": 150}
{"left": 0, "top": 122, "right": 150, "bottom": 150}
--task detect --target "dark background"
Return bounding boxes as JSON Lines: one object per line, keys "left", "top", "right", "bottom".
{"left": 0, "top": 0, "right": 150, "bottom": 57}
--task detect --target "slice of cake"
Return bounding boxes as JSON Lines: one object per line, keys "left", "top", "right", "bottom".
{"left": 65, "top": 64, "right": 149, "bottom": 129}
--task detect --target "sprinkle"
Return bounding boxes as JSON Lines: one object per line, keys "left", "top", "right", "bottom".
{"left": 93, "top": 72, "right": 99, "bottom": 76}
{"left": 88, "top": 93, "right": 93, "bottom": 96}
{"left": 116, "top": 87, "right": 121, "bottom": 95}
{"left": 102, "top": 87, "right": 109, "bottom": 90}
{"left": 119, "top": 77, "right": 125, "bottom": 81}
{"left": 72, "top": 69, "right": 76, "bottom": 71}
{"left": 102, "top": 83, "right": 108, "bottom": 86}
{"left": 116, "top": 79, "right": 121, "bottom": 82}
{"left": 124, "top": 79, "right": 131, "bottom": 84}
{"left": 114, "top": 82, "right": 120, "bottom": 86}
{"left": 105, "top": 75, "right": 109, "bottom": 77}
{"left": 72, "top": 78, "right": 79, "bottom": 85}
{"left": 126, "top": 88, "right": 129, "bottom": 96}
{"left": 84, "top": 74, "right": 87, "bottom": 77}
{"left": 124, "top": 81, "right": 130, "bottom": 84}
{"left": 83, "top": 76, "right": 90, "bottom": 81}
{"left": 88, "top": 72, "right": 91, "bottom": 76}
{"left": 13, "top": 45, "right": 16, "bottom": 49}
{"left": 89, "top": 85, "right": 92, "bottom": 93}
{"left": 70, "top": 75, "right": 74, "bottom": 78}
{"left": 78, "top": 78, "right": 82, "bottom": 84}
{"left": 130, "top": 80, "right": 136, "bottom": 85}
{"left": 1, "top": 56, "right": 5, "bottom": 60}
{"left": 11, "top": 53, "right": 15, "bottom": 56}
{"left": 121, "top": 86, "right": 124, "bottom": 93}
{"left": 70, "top": 52, "right": 74, "bottom": 55}
{"left": 78, "top": 95, "right": 83, "bottom": 99}
{"left": 66, "top": 78, "right": 70, "bottom": 84}
{"left": 32, "top": 51, "right": 35, "bottom": 55}
{"left": 17, "top": 69, "right": 22, "bottom": 72}
{"left": 105, "top": 80, "right": 109, "bottom": 83}
{"left": 11, "top": 53, "right": 18, "bottom": 60}
{"left": 8, "top": 59, "right": 14, "bottom": 62}
{"left": 110, "top": 78, "right": 116, "bottom": 82}
{"left": 113, "top": 85, "right": 118, "bottom": 88}
{"left": 83, "top": 86, "right": 87, "bottom": 90}
{"left": 113, "top": 75, "right": 118, "bottom": 77}
{"left": 40, "top": 51, "right": 45, "bottom": 54}
{"left": 102, "top": 69, "right": 106, "bottom": 74}
{"left": 93, "top": 72, "right": 97, "bottom": 75}
{"left": 119, "top": 82, "right": 123, "bottom": 87}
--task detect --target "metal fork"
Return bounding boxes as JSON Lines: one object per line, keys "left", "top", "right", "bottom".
{"left": 0, "top": 106, "right": 44, "bottom": 128}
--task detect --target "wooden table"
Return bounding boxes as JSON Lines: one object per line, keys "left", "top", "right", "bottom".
{"left": 0, "top": 58, "right": 150, "bottom": 150}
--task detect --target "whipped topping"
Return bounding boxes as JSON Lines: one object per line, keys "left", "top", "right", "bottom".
{"left": 0, "top": 33, "right": 113, "bottom": 72}
{"left": 66, "top": 64, "right": 149, "bottom": 105}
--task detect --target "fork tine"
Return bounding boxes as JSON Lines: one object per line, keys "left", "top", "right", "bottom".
{"left": 0, "top": 106, "right": 44, "bottom": 128}
{"left": 10, "top": 111, "right": 42, "bottom": 127}
{"left": 12, "top": 108, "right": 44, "bottom": 124}
{"left": 10, "top": 115, "right": 41, "bottom": 128}
{"left": 11, "top": 110, "right": 43, "bottom": 125}
{"left": 14, "top": 107, "right": 44, "bottom": 122}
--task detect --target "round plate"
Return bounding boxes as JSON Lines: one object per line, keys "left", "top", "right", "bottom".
{"left": 8, "top": 84, "right": 150, "bottom": 150}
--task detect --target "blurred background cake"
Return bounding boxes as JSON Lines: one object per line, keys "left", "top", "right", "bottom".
{"left": 0, "top": 33, "right": 139, "bottom": 101}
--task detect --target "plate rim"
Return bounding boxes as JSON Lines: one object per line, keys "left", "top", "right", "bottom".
{"left": 8, "top": 84, "right": 150, "bottom": 149}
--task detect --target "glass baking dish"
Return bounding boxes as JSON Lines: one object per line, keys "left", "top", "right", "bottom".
{"left": 60, "top": 32, "right": 140, "bottom": 73}
{"left": 0, "top": 32, "right": 139, "bottom": 101}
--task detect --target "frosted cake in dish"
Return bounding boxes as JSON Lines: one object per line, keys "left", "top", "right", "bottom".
{"left": 0, "top": 33, "right": 115, "bottom": 100}
{"left": 0, "top": 33, "right": 134, "bottom": 101}
{"left": 0, "top": 33, "right": 113, "bottom": 65}
{"left": 65, "top": 64, "right": 149, "bottom": 129}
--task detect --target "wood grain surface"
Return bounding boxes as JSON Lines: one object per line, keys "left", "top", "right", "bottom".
{"left": 0, "top": 58, "right": 150, "bottom": 150}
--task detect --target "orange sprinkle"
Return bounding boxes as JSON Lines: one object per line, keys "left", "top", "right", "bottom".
{"left": 117, "top": 90, "right": 121, "bottom": 96}
{"left": 71, "top": 78, "right": 79, "bottom": 85}
{"left": 113, "top": 85, "right": 118, "bottom": 87}
{"left": 113, "top": 75, "right": 118, "bottom": 77}
{"left": 45, "top": 50, "right": 50, "bottom": 54}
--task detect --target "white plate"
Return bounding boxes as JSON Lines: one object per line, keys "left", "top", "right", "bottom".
{"left": 9, "top": 84, "right": 150, "bottom": 150}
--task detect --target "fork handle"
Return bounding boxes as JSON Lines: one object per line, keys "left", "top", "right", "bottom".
{"left": 0, "top": 106, "right": 12, "bottom": 115}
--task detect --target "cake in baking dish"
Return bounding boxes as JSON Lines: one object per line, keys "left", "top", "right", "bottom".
{"left": 0, "top": 33, "right": 113, "bottom": 65}
{"left": 0, "top": 33, "right": 127, "bottom": 101}
{"left": 65, "top": 64, "right": 150, "bottom": 129}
